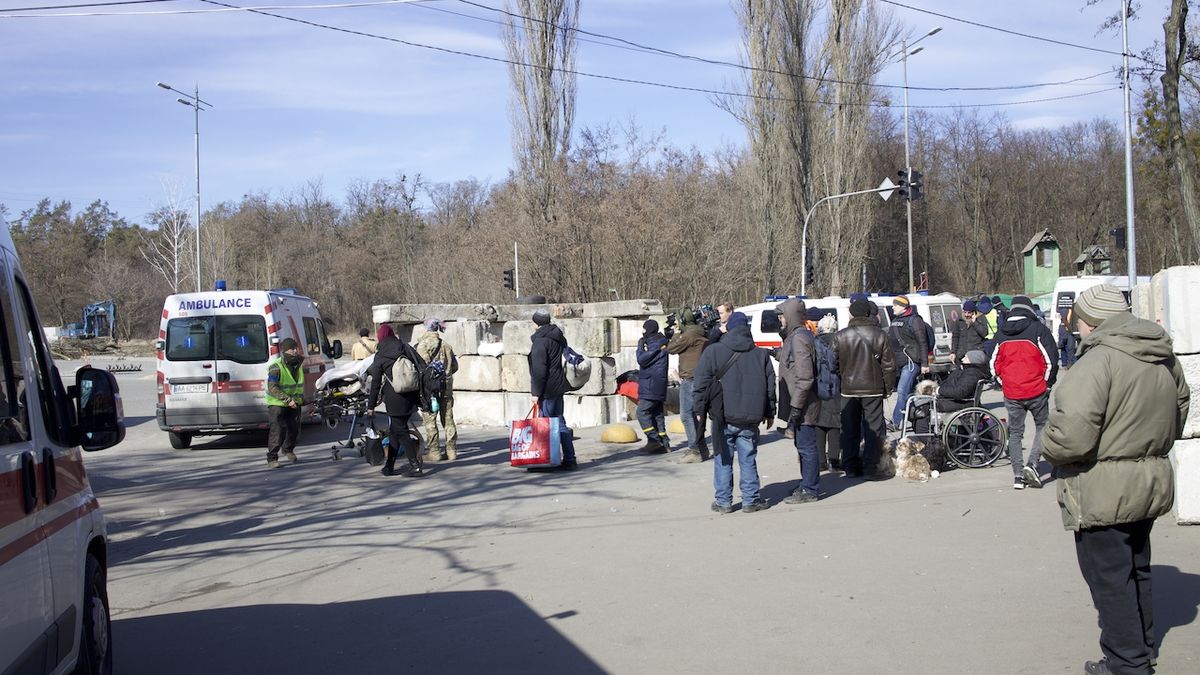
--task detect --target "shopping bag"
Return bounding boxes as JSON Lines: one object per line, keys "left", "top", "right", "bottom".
{"left": 509, "top": 406, "right": 563, "bottom": 468}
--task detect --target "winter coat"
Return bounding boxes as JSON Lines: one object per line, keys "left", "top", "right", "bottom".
{"left": 988, "top": 306, "right": 1059, "bottom": 400}
{"left": 1042, "top": 312, "right": 1191, "bottom": 531}
{"left": 636, "top": 331, "right": 670, "bottom": 402}
{"left": 835, "top": 317, "right": 897, "bottom": 397}
{"left": 350, "top": 336, "right": 377, "bottom": 361}
{"left": 937, "top": 363, "right": 989, "bottom": 403}
{"left": 693, "top": 324, "right": 776, "bottom": 427}
{"left": 667, "top": 325, "right": 708, "bottom": 380}
{"left": 529, "top": 324, "right": 571, "bottom": 400}
{"left": 367, "top": 335, "right": 422, "bottom": 418}
{"left": 778, "top": 299, "right": 819, "bottom": 426}
{"left": 955, "top": 315, "right": 989, "bottom": 359}
{"left": 815, "top": 332, "right": 842, "bottom": 428}
{"left": 889, "top": 307, "right": 929, "bottom": 367}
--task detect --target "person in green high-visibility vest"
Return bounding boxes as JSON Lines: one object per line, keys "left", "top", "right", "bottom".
{"left": 265, "top": 337, "right": 306, "bottom": 469}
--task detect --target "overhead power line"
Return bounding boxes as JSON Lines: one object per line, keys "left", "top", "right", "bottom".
{"left": 0, "top": 0, "right": 176, "bottom": 12}
{"left": 450, "top": 0, "right": 1114, "bottom": 93}
{"left": 0, "top": 0, "right": 431, "bottom": 17}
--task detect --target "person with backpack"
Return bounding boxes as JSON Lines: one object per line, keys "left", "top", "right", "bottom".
{"left": 528, "top": 309, "right": 578, "bottom": 470}
{"left": 888, "top": 295, "right": 930, "bottom": 432}
{"left": 837, "top": 298, "right": 897, "bottom": 479}
{"left": 668, "top": 309, "right": 710, "bottom": 463}
{"left": 366, "top": 323, "right": 424, "bottom": 477}
{"left": 636, "top": 319, "right": 670, "bottom": 454}
{"left": 778, "top": 299, "right": 821, "bottom": 504}
{"left": 350, "top": 327, "right": 377, "bottom": 361}
{"left": 415, "top": 318, "right": 459, "bottom": 462}
{"left": 813, "top": 314, "right": 842, "bottom": 471}
{"left": 693, "top": 311, "right": 775, "bottom": 514}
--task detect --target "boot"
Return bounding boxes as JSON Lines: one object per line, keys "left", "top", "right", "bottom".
{"left": 678, "top": 448, "right": 703, "bottom": 464}
{"left": 642, "top": 439, "right": 667, "bottom": 454}
{"left": 398, "top": 460, "right": 423, "bottom": 477}
{"left": 381, "top": 445, "right": 398, "bottom": 476}
{"left": 445, "top": 446, "right": 458, "bottom": 461}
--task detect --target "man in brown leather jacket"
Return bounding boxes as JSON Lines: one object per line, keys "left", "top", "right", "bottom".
{"left": 836, "top": 298, "right": 897, "bottom": 478}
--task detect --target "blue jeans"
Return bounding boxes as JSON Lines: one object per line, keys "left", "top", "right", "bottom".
{"left": 679, "top": 378, "right": 701, "bottom": 449}
{"left": 793, "top": 423, "right": 820, "bottom": 496}
{"left": 538, "top": 397, "right": 576, "bottom": 463}
{"left": 713, "top": 424, "right": 761, "bottom": 507}
{"left": 891, "top": 361, "right": 919, "bottom": 427}
{"left": 637, "top": 398, "right": 666, "bottom": 445}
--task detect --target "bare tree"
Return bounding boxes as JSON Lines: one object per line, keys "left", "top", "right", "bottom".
{"left": 1162, "top": 0, "right": 1200, "bottom": 254}
{"left": 140, "top": 184, "right": 193, "bottom": 294}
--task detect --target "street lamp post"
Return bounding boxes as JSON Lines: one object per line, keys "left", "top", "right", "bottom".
{"left": 157, "top": 82, "right": 212, "bottom": 293}
{"left": 899, "top": 26, "right": 941, "bottom": 293}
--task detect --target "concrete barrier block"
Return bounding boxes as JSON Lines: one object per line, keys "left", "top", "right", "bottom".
{"left": 501, "top": 354, "right": 531, "bottom": 392}
{"left": 1130, "top": 283, "right": 1153, "bottom": 322}
{"left": 1159, "top": 266, "right": 1200, "bottom": 355}
{"left": 505, "top": 393, "right": 538, "bottom": 421}
{"left": 581, "top": 299, "right": 665, "bottom": 318}
{"left": 441, "top": 321, "right": 499, "bottom": 356}
{"left": 571, "top": 357, "right": 617, "bottom": 396}
{"left": 613, "top": 346, "right": 638, "bottom": 375}
{"left": 453, "top": 391, "right": 509, "bottom": 427}
{"left": 1179, "top": 354, "right": 1200, "bottom": 440}
{"left": 619, "top": 320, "right": 643, "bottom": 347}
{"left": 1150, "top": 270, "right": 1168, "bottom": 326}
{"left": 1171, "top": 437, "right": 1200, "bottom": 525}
{"left": 454, "top": 355, "right": 501, "bottom": 392}
{"left": 560, "top": 318, "right": 618, "bottom": 357}
{"left": 502, "top": 320, "right": 536, "bottom": 356}
{"left": 563, "top": 394, "right": 623, "bottom": 428}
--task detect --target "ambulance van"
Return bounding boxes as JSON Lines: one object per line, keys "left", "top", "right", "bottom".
{"left": 1, "top": 216, "right": 126, "bottom": 674}
{"left": 155, "top": 287, "right": 342, "bottom": 449}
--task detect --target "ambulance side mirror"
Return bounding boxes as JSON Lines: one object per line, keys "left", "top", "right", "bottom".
{"left": 71, "top": 367, "right": 126, "bottom": 452}
{"left": 330, "top": 340, "right": 343, "bottom": 359}
{"left": 154, "top": 339, "right": 165, "bottom": 351}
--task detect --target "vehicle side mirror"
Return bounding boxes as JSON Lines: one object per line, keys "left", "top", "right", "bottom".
{"left": 154, "top": 339, "right": 165, "bottom": 351}
{"left": 72, "top": 366, "right": 125, "bottom": 451}
{"left": 330, "top": 339, "right": 343, "bottom": 359}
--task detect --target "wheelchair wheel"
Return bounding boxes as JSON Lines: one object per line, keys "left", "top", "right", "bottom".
{"left": 942, "top": 407, "right": 1007, "bottom": 469}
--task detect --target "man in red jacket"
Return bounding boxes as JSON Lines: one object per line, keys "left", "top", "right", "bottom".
{"left": 988, "top": 295, "right": 1059, "bottom": 490}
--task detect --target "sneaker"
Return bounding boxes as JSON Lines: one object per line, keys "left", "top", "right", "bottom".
{"left": 742, "top": 499, "right": 769, "bottom": 513}
{"left": 266, "top": 459, "right": 282, "bottom": 469}
{"left": 1083, "top": 660, "right": 1115, "bottom": 674}
{"left": 711, "top": 501, "right": 733, "bottom": 514}
{"left": 284, "top": 452, "right": 298, "bottom": 464}
{"left": 399, "top": 462, "right": 423, "bottom": 478}
{"left": 1013, "top": 478, "right": 1026, "bottom": 490}
{"left": 678, "top": 448, "right": 703, "bottom": 464}
{"left": 783, "top": 488, "right": 818, "bottom": 504}
{"left": 559, "top": 459, "right": 578, "bottom": 471}
{"left": 1022, "top": 464, "right": 1043, "bottom": 489}
{"left": 380, "top": 466, "right": 396, "bottom": 476}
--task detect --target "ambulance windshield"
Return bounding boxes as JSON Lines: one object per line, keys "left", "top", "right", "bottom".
{"left": 166, "top": 315, "right": 268, "bottom": 364}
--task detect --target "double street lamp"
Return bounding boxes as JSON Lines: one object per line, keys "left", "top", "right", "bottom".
{"left": 156, "top": 82, "right": 212, "bottom": 293}
{"left": 897, "top": 26, "right": 942, "bottom": 292}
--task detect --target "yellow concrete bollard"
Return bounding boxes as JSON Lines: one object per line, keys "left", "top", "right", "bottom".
{"left": 600, "top": 424, "right": 638, "bottom": 443}
{"left": 666, "top": 416, "right": 685, "bottom": 435}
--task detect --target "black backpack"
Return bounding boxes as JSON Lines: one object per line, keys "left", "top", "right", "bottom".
{"left": 812, "top": 334, "right": 841, "bottom": 401}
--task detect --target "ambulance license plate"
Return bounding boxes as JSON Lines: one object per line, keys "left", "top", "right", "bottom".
{"left": 172, "top": 383, "right": 209, "bottom": 394}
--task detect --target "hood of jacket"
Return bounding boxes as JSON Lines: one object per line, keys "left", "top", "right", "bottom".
{"left": 999, "top": 305, "right": 1041, "bottom": 338}
{"left": 1079, "top": 311, "right": 1174, "bottom": 364}
{"left": 778, "top": 299, "right": 807, "bottom": 338}
{"left": 532, "top": 323, "right": 567, "bottom": 348}
{"left": 721, "top": 324, "right": 756, "bottom": 352}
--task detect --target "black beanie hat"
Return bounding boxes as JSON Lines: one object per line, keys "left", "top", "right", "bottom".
{"left": 850, "top": 299, "right": 871, "bottom": 317}
{"left": 279, "top": 337, "right": 298, "bottom": 352}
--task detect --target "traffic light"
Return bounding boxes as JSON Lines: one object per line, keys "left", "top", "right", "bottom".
{"left": 1109, "top": 227, "right": 1127, "bottom": 250}
{"left": 908, "top": 170, "right": 923, "bottom": 201}
{"left": 502, "top": 268, "right": 515, "bottom": 290}
{"left": 896, "top": 169, "right": 910, "bottom": 200}
{"left": 805, "top": 258, "right": 816, "bottom": 289}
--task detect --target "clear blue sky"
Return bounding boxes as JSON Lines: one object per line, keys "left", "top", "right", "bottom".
{"left": 0, "top": 0, "right": 1164, "bottom": 225}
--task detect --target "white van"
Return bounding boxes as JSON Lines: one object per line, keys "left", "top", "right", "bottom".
{"left": 0, "top": 216, "right": 126, "bottom": 674}
{"left": 1048, "top": 274, "right": 1150, "bottom": 337}
{"left": 740, "top": 292, "right": 963, "bottom": 374}
{"left": 155, "top": 288, "right": 342, "bottom": 449}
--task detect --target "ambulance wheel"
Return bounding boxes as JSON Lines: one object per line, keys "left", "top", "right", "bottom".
{"left": 73, "top": 553, "right": 112, "bottom": 675}
{"left": 168, "top": 431, "right": 193, "bottom": 450}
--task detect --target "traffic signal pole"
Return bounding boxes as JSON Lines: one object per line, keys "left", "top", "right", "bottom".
{"left": 801, "top": 185, "right": 898, "bottom": 296}
{"left": 514, "top": 242, "right": 520, "bottom": 296}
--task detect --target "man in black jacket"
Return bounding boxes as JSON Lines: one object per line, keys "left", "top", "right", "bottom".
{"left": 837, "top": 299, "right": 897, "bottom": 478}
{"left": 954, "top": 299, "right": 990, "bottom": 363}
{"left": 527, "top": 309, "right": 578, "bottom": 469}
{"left": 693, "top": 312, "right": 775, "bottom": 514}
{"left": 913, "top": 350, "right": 990, "bottom": 435}
{"left": 889, "top": 295, "right": 929, "bottom": 431}
{"left": 636, "top": 319, "right": 670, "bottom": 453}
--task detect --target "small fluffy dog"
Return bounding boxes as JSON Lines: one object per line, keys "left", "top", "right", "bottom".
{"left": 883, "top": 437, "right": 933, "bottom": 482}
{"left": 915, "top": 379, "right": 938, "bottom": 396}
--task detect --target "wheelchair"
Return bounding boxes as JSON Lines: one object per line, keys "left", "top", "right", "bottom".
{"left": 899, "top": 378, "right": 1007, "bottom": 469}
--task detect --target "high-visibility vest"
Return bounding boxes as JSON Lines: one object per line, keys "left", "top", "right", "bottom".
{"left": 264, "top": 357, "right": 304, "bottom": 407}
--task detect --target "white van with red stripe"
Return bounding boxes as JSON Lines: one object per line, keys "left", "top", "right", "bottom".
{"left": 1, "top": 216, "right": 126, "bottom": 674}
{"left": 155, "top": 288, "right": 342, "bottom": 449}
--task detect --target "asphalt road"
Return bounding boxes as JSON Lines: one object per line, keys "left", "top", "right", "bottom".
{"left": 70, "top": 357, "right": 1200, "bottom": 674}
